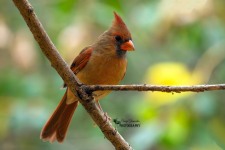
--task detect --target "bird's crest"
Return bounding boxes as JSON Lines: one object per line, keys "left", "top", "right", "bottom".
{"left": 111, "top": 12, "right": 131, "bottom": 38}
{"left": 113, "top": 12, "right": 126, "bottom": 27}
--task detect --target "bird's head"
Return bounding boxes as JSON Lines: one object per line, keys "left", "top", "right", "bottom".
{"left": 110, "top": 12, "right": 134, "bottom": 52}
{"left": 95, "top": 12, "right": 134, "bottom": 57}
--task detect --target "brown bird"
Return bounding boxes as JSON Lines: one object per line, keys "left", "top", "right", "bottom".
{"left": 40, "top": 12, "right": 134, "bottom": 143}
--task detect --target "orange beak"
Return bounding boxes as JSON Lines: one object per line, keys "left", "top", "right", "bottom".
{"left": 120, "top": 40, "right": 135, "bottom": 51}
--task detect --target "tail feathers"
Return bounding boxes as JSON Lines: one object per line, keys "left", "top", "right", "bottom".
{"left": 40, "top": 92, "right": 78, "bottom": 143}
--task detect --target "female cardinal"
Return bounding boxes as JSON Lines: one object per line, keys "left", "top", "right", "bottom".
{"left": 40, "top": 12, "right": 134, "bottom": 143}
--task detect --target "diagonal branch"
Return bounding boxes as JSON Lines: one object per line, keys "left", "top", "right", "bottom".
{"left": 12, "top": 0, "right": 225, "bottom": 149}
{"left": 12, "top": 0, "right": 132, "bottom": 149}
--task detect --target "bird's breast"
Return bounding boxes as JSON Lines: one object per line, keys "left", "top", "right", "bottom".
{"left": 77, "top": 54, "right": 127, "bottom": 85}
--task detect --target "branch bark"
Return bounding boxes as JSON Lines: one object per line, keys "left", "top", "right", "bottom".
{"left": 12, "top": 0, "right": 225, "bottom": 149}
{"left": 12, "top": 0, "right": 132, "bottom": 149}
{"left": 83, "top": 84, "right": 225, "bottom": 93}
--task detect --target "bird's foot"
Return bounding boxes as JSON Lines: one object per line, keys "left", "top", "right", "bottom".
{"left": 101, "top": 112, "right": 112, "bottom": 128}
{"left": 103, "top": 112, "right": 111, "bottom": 122}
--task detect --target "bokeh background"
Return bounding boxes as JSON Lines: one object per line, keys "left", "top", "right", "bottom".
{"left": 1, "top": 0, "right": 225, "bottom": 149}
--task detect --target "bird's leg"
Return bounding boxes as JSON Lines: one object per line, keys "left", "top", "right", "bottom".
{"left": 96, "top": 100, "right": 111, "bottom": 123}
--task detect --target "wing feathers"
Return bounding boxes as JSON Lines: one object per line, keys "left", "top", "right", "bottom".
{"left": 64, "top": 47, "right": 94, "bottom": 87}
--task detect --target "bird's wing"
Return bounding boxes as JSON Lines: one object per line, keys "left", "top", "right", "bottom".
{"left": 63, "top": 47, "right": 94, "bottom": 87}
{"left": 70, "top": 46, "right": 93, "bottom": 74}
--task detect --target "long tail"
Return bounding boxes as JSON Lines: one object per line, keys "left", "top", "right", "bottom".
{"left": 40, "top": 90, "right": 78, "bottom": 143}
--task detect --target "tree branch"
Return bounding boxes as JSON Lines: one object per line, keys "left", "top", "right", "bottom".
{"left": 12, "top": 0, "right": 132, "bottom": 149}
{"left": 83, "top": 84, "right": 225, "bottom": 93}
{"left": 12, "top": 0, "right": 225, "bottom": 149}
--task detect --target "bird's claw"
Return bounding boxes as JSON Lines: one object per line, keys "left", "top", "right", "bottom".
{"left": 102, "top": 112, "right": 111, "bottom": 127}
{"left": 104, "top": 112, "right": 111, "bottom": 122}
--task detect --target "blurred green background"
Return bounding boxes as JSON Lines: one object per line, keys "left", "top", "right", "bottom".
{"left": 1, "top": 0, "right": 225, "bottom": 149}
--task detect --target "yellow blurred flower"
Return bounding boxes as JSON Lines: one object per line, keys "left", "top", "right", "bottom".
{"left": 145, "top": 62, "right": 202, "bottom": 106}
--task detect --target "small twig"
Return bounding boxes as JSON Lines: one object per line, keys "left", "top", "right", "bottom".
{"left": 12, "top": 0, "right": 132, "bottom": 149}
{"left": 83, "top": 84, "right": 225, "bottom": 93}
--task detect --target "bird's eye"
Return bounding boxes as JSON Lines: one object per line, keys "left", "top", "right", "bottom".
{"left": 115, "top": 36, "right": 122, "bottom": 42}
